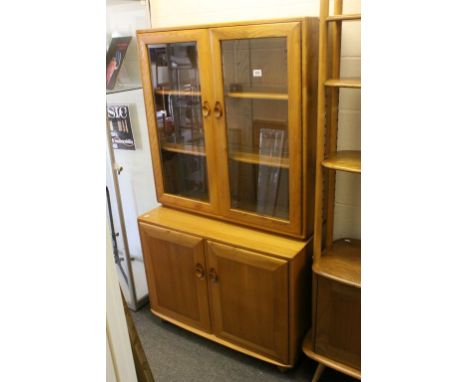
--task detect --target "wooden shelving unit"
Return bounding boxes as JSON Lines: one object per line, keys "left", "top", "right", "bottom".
{"left": 302, "top": 0, "right": 361, "bottom": 380}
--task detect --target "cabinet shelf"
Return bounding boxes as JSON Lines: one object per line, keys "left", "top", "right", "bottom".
{"left": 155, "top": 89, "right": 201, "bottom": 96}
{"left": 326, "top": 14, "right": 361, "bottom": 21}
{"left": 230, "top": 151, "right": 290, "bottom": 168}
{"left": 161, "top": 142, "right": 206, "bottom": 156}
{"left": 322, "top": 150, "right": 361, "bottom": 173}
{"left": 324, "top": 78, "right": 361, "bottom": 89}
{"left": 312, "top": 238, "right": 361, "bottom": 288}
{"left": 226, "top": 92, "right": 288, "bottom": 101}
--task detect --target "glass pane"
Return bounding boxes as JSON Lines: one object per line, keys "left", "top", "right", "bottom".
{"left": 222, "top": 37, "right": 289, "bottom": 219}
{"left": 148, "top": 42, "right": 209, "bottom": 201}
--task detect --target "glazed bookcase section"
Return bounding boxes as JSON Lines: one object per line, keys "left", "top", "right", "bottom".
{"left": 137, "top": 18, "right": 319, "bottom": 239}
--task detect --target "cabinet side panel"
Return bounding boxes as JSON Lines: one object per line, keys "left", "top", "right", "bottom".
{"left": 288, "top": 242, "right": 312, "bottom": 364}
{"left": 303, "top": 17, "right": 320, "bottom": 238}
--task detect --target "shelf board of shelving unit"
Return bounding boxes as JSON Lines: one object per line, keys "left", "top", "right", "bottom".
{"left": 322, "top": 150, "right": 361, "bottom": 173}
{"left": 326, "top": 14, "right": 361, "bottom": 21}
{"left": 324, "top": 78, "right": 361, "bottom": 89}
{"left": 230, "top": 151, "right": 290, "bottom": 169}
{"left": 302, "top": 328, "right": 361, "bottom": 379}
{"left": 155, "top": 89, "right": 201, "bottom": 96}
{"left": 161, "top": 142, "right": 206, "bottom": 156}
{"left": 226, "top": 92, "right": 288, "bottom": 101}
{"left": 313, "top": 238, "right": 361, "bottom": 288}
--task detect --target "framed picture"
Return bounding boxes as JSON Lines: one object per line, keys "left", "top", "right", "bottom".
{"left": 107, "top": 105, "right": 136, "bottom": 150}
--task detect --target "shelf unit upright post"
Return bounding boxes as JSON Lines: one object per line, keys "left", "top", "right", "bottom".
{"left": 302, "top": 0, "right": 361, "bottom": 380}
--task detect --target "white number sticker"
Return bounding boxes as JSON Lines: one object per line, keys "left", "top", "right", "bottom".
{"left": 252, "top": 69, "right": 262, "bottom": 77}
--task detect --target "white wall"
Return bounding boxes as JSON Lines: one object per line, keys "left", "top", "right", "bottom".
{"left": 149, "top": 0, "right": 361, "bottom": 239}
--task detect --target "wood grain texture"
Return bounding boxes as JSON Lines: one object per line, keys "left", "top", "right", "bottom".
{"left": 288, "top": 242, "right": 312, "bottom": 364}
{"left": 161, "top": 142, "right": 206, "bottom": 157}
{"left": 210, "top": 21, "right": 304, "bottom": 238}
{"left": 302, "top": 18, "right": 320, "bottom": 239}
{"left": 326, "top": 14, "right": 361, "bottom": 21}
{"left": 324, "top": 78, "right": 361, "bottom": 88}
{"left": 206, "top": 241, "right": 289, "bottom": 363}
{"left": 229, "top": 150, "right": 289, "bottom": 168}
{"left": 137, "top": 29, "right": 220, "bottom": 215}
{"left": 151, "top": 309, "right": 294, "bottom": 368}
{"left": 138, "top": 206, "right": 309, "bottom": 260}
{"left": 324, "top": 0, "right": 343, "bottom": 248}
{"left": 312, "top": 238, "right": 361, "bottom": 288}
{"left": 138, "top": 18, "right": 318, "bottom": 239}
{"left": 322, "top": 150, "right": 361, "bottom": 173}
{"left": 302, "top": 328, "right": 361, "bottom": 379}
{"left": 226, "top": 92, "right": 288, "bottom": 100}
{"left": 314, "top": 276, "right": 361, "bottom": 370}
{"left": 138, "top": 223, "right": 212, "bottom": 332}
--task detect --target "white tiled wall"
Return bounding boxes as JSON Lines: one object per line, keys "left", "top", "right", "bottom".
{"left": 149, "top": 0, "right": 361, "bottom": 239}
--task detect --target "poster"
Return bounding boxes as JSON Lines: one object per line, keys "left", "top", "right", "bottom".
{"left": 106, "top": 36, "right": 132, "bottom": 90}
{"left": 107, "top": 105, "right": 135, "bottom": 150}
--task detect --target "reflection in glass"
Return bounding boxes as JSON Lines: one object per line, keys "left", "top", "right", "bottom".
{"left": 148, "top": 42, "right": 208, "bottom": 201}
{"left": 222, "top": 37, "right": 289, "bottom": 219}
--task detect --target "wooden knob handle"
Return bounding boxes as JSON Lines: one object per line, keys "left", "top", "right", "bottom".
{"left": 213, "top": 102, "right": 223, "bottom": 119}
{"left": 195, "top": 263, "right": 205, "bottom": 279}
{"left": 208, "top": 268, "right": 218, "bottom": 283}
{"left": 201, "top": 101, "right": 210, "bottom": 118}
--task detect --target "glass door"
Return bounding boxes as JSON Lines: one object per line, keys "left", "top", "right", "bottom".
{"left": 138, "top": 30, "right": 218, "bottom": 213}
{"left": 210, "top": 23, "right": 302, "bottom": 235}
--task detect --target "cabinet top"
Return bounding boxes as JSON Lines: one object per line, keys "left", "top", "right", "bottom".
{"left": 139, "top": 207, "right": 309, "bottom": 260}
{"left": 136, "top": 17, "right": 316, "bottom": 35}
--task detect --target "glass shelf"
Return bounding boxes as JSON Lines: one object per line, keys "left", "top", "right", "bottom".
{"left": 161, "top": 142, "right": 206, "bottom": 156}
{"left": 226, "top": 92, "right": 288, "bottom": 101}
{"left": 230, "top": 150, "right": 289, "bottom": 168}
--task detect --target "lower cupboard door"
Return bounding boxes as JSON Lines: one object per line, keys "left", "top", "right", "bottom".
{"left": 139, "top": 222, "right": 211, "bottom": 332}
{"left": 314, "top": 276, "right": 361, "bottom": 370}
{"left": 206, "top": 240, "right": 289, "bottom": 363}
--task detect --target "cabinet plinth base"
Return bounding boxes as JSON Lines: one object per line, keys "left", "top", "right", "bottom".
{"left": 302, "top": 329, "right": 361, "bottom": 380}
{"left": 151, "top": 309, "right": 294, "bottom": 369}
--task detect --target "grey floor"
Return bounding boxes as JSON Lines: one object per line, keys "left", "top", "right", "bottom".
{"left": 131, "top": 305, "right": 355, "bottom": 382}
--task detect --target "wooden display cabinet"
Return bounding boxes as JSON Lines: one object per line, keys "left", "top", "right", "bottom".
{"left": 137, "top": 18, "right": 319, "bottom": 239}
{"left": 138, "top": 206, "right": 311, "bottom": 368}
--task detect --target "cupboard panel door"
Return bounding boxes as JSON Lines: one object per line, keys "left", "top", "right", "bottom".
{"left": 209, "top": 22, "right": 302, "bottom": 236}
{"left": 139, "top": 222, "right": 211, "bottom": 332}
{"left": 206, "top": 241, "right": 289, "bottom": 363}
{"left": 314, "top": 276, "right": 361, "bottom": 370}
{"left": 138, "top": 30, "right": 219, "bottom": 213}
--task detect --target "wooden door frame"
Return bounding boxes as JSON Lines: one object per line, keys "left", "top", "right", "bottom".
{"left": 137, "top": 29, "right": 219, "bottom": 214}
{"left": 208, "top": 22, "right": 303, "bottom": 237}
